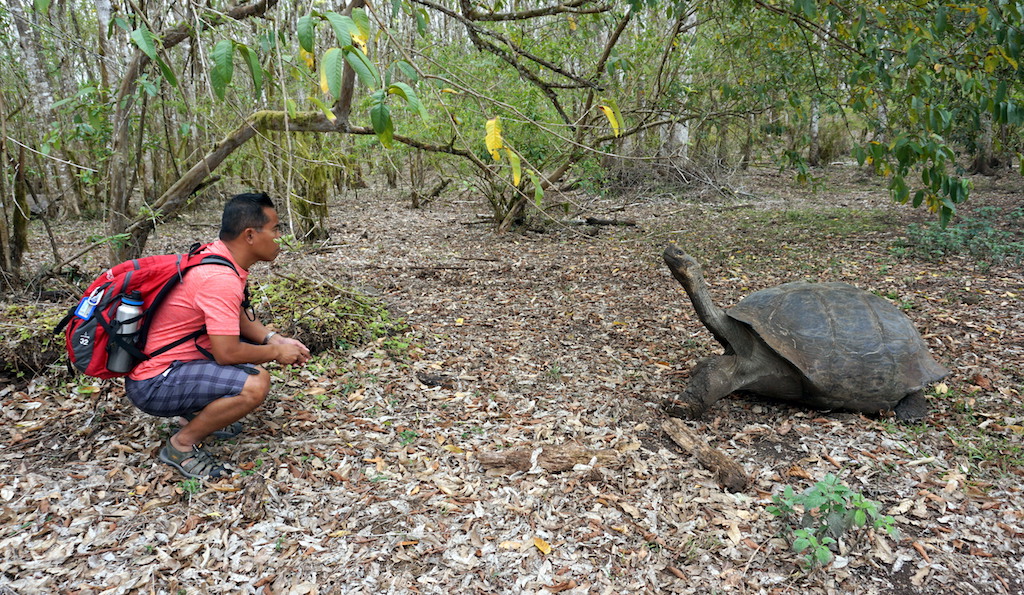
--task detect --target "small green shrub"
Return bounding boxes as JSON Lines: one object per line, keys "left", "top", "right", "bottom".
{"left": 0, "top": 302, "right": 68, "bottom": 377}
{"left": 250, "top": 277, "right": 407, "bottom": 354}
{"left": 767, "top": 474, "right": 898, "bottom": 568}
{"left": 892, "top": 206, "right": 1024, "bottom": 267}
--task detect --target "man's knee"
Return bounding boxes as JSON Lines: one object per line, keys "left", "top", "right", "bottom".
{"left": 238, "top": 366, "right": 271, "bottom": 407}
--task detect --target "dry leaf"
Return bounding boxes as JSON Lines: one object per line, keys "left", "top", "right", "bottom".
{"left": 544, "top": 580, "right": 577, "bottom": 592}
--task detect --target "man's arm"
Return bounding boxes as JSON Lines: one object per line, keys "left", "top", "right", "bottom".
{"left": 207, "top": 310, "right": 311, "bottom": 366}
{"left": 239, "top": 310, "right": 273, "bottom": 345}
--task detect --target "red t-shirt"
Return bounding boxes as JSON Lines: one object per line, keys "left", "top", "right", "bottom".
{"left": 129, "top": 240, "right": 249, "bottom": 380}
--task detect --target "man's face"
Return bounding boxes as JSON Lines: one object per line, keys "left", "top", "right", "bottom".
{"left": 250, "top": 207, "right": 284, "bottom": 262}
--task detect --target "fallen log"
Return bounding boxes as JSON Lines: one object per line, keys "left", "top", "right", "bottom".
{"left": 477, "top": 442, "right": 619, "bottom": 475}
{"left": 584, "top": 216, "right": 637, "bottom": 227}
{"left": 662, "top": 418, "right": 748, "bottom": 492}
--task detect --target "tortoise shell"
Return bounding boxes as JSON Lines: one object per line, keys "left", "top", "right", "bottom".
{"left": 727, "top": 281, "right": 948, "bottom": 410}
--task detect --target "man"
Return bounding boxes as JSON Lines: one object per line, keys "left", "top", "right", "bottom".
{"left": 126, "top": 192, "right": 310, "bottom": 479}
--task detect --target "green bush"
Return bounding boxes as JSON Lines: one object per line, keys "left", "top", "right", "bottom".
{"left": 893, "top": 206, "right": 1024, "bottom": 267}
{"left": 250, "top": 277, "right": 407, "bottom": 354}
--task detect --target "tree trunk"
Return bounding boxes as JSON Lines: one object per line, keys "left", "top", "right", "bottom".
{"left": 808, "top": 98, "right": 821, "bottom": 167}
{"left": 7, "top": 0, "right": 78, "bottom": 219}
{"left": 969, "top": 112, "right": 996, "bottom": 176}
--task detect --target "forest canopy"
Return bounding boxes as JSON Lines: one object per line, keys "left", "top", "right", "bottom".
{"left": 1, "top": 0, "right": 1021, "bottom": 287}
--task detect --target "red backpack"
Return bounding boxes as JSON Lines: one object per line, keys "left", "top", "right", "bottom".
{"left": 56, "top": 243, "right": 241, "bottom": 379}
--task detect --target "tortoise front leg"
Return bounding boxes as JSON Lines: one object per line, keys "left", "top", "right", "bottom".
{"left": 664, "top": 356, "right": 740, "bottom": 419}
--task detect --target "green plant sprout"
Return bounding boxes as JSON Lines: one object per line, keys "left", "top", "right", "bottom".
{"left": 767, "top": 473, "right": 898, "bottom": 569}
{"left": 177, "top": 478, "right": 202, "bottom": 495}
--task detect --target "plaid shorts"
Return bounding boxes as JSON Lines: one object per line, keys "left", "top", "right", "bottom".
{"left": 125, "top": 360, "right": 257, "bottom": 417}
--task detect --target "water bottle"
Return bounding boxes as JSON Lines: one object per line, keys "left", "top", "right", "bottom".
{"left": 107, "top": 291, "right": 144, "bottom": 374}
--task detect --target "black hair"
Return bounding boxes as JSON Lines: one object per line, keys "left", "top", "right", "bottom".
{"left": 219, "top": 192, "right": 276, "bottom": 240}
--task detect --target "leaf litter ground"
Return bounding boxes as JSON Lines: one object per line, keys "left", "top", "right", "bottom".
{"left": 2, "top": 166, "right": 1023, "bottom": 594}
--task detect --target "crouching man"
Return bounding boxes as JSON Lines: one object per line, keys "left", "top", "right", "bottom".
{"left": 126, "top": 192, "right": 310, "bottom": 479}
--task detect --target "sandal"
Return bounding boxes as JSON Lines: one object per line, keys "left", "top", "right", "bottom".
{"left": 181, "top": 412, "right": 244, "bottom": 440}
{"left": 159, "top": 439, "right": 233, "bottom": 479}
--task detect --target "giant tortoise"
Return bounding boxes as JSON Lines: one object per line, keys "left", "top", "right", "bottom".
{"left": 662, "top": 246, "right": 948, "bottom": 420}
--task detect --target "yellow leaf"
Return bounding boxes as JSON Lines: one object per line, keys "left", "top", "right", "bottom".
{"left": 352, "top": 33, "right": 368, "bottom": 54}
{"left": 300, "top": 47, "right": 316, "bottom": 70}
{"left": 533, "top": 537, "right": 552, "bottom": 555}
{"left": 984, "top": 54, "right": 998, "bottom": 73}
{"left": 319, "top": 66, "right": 330, "bottom": 95}
{"left": 443, "top": 444, "right": 466, "bottom": 453}
{"left": 599, "top": 105, "right": 620, "bottom": 137}
{"left": 507, "top": 149, "right": 521, "bottom": 185}
{"left": 308, "top": 97, "right": 337, "bottom": 123}
{"left": 567, "top": 15, "right": 577, "bottom": 31}
{"left": 485, "top": 117, "right": 503, "bottom": 161}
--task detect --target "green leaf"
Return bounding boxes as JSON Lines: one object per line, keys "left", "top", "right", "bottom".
{"left": 154, "top": 56, "right": 178, "bottom": 87}
{"left": 210, "top": 39, "right": 235, "bottom": 100}
{"left": 130, "top": 26, "right": 158, "bottom": 61}
{"left": 528, "top": 170, "right": 543, "bottom": 207}
{"left": 415, "top": 8, "right": 428, "bottom": 37}
{"left": 795, "top": 0, "right": 817, "bottom": 19}
{"left": 325, "top": 12, "right": 355, "bottom": 47}
{"left": 352, "top": 8, "right": 371, "bottom": 39}
{"left": 934, "top": 6, "right": 948, "bottom": 35}
{"left": 907, "top": 44, "right": 921, "bottom": 68}
{"left": 110, "top": 17, "right": 131, "bottom": 36}
{"left": 298, "top": 15, "right": 316, "bottom": 53}
{"left": 236, "top": 44, "right": 264, "bottom": 99}
{"left": 321, "top": 47, "right": 346, "bottom": 100}
{"left": 394, "top": 60, "right": 419, "bottom": 83}
{"left": 370, "top": 91, "right": 394, "bottom": 148}
{"left": 792, "top": 536, "right": 810, "bottom": 553}
{"left": 33, "top": 0, "right": 51, "bottom": 15}
{"left": 345, "top": 47, "right": 381, "bottom": 89}
{"left": 388, "top": 82, "right": 428, "bottom": 120}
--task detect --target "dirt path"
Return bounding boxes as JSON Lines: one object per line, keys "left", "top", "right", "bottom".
{"left": 2, "top": 166, "right": 1022, "bottom": 594}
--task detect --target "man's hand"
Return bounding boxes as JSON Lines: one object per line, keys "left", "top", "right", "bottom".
{"left": 269, "top": 334, "right": 311, "bottom": 366}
